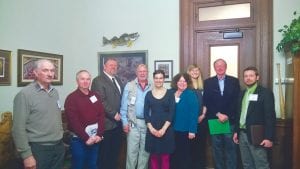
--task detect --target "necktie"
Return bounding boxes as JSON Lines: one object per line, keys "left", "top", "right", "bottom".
{"left": 112, "top": 78, "right": 120, "bottom": 93}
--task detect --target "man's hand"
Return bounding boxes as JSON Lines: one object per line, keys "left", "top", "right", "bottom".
{"left": 233, "top": 132, "right": 239, "bottom": 144}
{"left": 114, "top": 113, "right": 121, "bottom": 121}
{"left": 93, "top": 135, "right": 104, "bottom": 143}
{"left": 24, "top": 155, "right": 36, "bottom": 169}
{"left": 123, "top": 124, "right": 130, "bottom": 133}
{"left": 216, "top": 112, "right": 228, "bottom": 123}
{"left": 86, "top": 137, "right": 95, "bottom": 145}
{"left": 260, "top": 139, "right": 273, "bottom": 148}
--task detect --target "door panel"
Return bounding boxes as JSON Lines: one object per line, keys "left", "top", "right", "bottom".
{"left": 195, "top": 28, "right": 256, "bottom": 84}
{"left": 180, "top": 0, "right": 272, "bottom": 87}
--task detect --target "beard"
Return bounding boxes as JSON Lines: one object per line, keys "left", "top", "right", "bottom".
{"left": 246, "top": 81, "right": 257, "bottom": 87}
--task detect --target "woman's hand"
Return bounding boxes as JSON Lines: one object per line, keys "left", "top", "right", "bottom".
{"left": 188, "top": 133, "right": 196, "bottom": 139}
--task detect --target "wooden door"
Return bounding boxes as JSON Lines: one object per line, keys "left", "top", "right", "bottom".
{"left": 180, "top": 0, "right": 273, "bottom": 87}
{"left": 195, "top": 28, "right": 256, "bottom": 82}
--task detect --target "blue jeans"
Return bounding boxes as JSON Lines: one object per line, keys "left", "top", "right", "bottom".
{"left": 211, "top": 125, "right": 237, "bottom": 169}
{"left": 70, "top": 137, "right": 99, "bottom": 169}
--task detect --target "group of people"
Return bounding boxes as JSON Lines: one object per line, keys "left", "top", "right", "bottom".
{"left": 11, "top": 58, "right": 276, "bottom": 169}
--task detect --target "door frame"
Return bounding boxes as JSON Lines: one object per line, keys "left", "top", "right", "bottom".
{"left": 180, "top": 0, "right": 273, "bottom": 88}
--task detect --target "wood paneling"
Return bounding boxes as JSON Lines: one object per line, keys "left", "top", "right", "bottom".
{"left": 270, "top": 119, "right": 293, "bottom": 169}
{"left": 180, "top": 0, "right": 273, "bottom": 88}
{"left": 293, "top": 54, "right": 300, "bottom": 169}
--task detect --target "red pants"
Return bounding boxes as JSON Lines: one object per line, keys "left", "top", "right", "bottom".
{"left": 150, "top": 154, "right": 170, "bottom": 169}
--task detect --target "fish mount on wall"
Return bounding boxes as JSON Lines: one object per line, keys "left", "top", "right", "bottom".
{"left": 102, "top": 32, "right": 139, "bottom": 48}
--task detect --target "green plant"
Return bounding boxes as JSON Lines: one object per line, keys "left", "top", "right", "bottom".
{"left": 276, "top": 11, "right": 300, "bottom": 55}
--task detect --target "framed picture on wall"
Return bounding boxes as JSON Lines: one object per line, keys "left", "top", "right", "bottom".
{"left": 154, "top": 60, "right": 173, "bottom": 82}
{"left": 99, "top": 50, "right": 147, "bottom": 84}
{"left": 0, "top": 49, "right": 12, "bottom": 86}
{"left": 17, "top": 49, "right": 63, "bottom": 86}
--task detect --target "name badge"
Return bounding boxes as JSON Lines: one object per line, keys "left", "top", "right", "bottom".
{"left": 249, "top": 94, "right": 258, "bottom": 101}
{"left": 57, "top": 100, "right": 61, "bottom": 109}
{"left": 130, "top": 97, "right": 136, "bottom": 105}
{"left": 90, "top": 95, "right": 98, "bottom": 103}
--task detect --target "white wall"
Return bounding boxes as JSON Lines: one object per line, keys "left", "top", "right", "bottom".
{"left": 0, "top": 0, "right": 179, "bottom": 112}
{"left": 0, "top": 0, "right": 299, "bottom": 117}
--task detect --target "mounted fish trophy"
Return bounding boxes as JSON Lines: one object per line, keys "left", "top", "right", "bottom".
{"left": 103, "top": 32, "right": 139, "bottom": 48}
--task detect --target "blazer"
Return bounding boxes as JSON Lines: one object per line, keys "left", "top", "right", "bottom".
{"left": 235, "top": 85, "right": 276, "bottom": 142}
{"left": 91, "top": 72, "right": 124, "bottom": 131}
{"left": 203, "top": 75, "right": 240, "bottom": 123}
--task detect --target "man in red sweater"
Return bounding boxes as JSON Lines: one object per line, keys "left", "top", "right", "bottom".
{"left": 64, "top": 70, "right": 105, "bottom": 169}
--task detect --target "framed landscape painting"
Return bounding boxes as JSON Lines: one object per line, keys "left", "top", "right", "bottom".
{"left": 99, "top": 50, "right": 147, "bottom": 84}
{"left": 17, "top": 49, "right": 63, "bottom": 86}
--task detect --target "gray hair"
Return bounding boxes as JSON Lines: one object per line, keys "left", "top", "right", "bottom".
{"left": 76, "top": 70, "right": 91, "bottom": 80}
{"left": 136, "top": 64, "right": 148, "bottom": 71}
{"left": 34, "top": 59, "right": 54, "bottom": 70}
{"left": 213, "top": 58, "right": 227, "bottom": 67}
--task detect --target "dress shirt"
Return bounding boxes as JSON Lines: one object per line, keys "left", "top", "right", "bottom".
{"left": 218, "top": 76, "right": 225, "bottom": 96}
{"left": 239, "top": 83, "right": 257, "bottom": 128}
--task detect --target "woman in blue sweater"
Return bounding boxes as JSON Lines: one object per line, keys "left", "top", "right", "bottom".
{"left": 170, "top": 72, "right": 199, "bottom": 169}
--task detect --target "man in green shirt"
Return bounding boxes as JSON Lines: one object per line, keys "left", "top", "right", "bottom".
{"left": 233, "top": 66, "right": 276, "bottom": 169}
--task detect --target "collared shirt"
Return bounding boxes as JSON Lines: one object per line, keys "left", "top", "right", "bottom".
{"left": 218, "top": 76, "right": 225, "bottom": 96}
{"left": 138, "top": 79, "right": 148, "bottom": 91}
{"left": 103, "top": 71, "right": 121, "bottom": 92}
{"left": 240, "top": 83, "right": 258, "bottom": 128}
{"left": 35, "top": 82, "right": 54, "bottom": 93}
{"left": 120, "top": 79, "right": 152, "bottom": 126}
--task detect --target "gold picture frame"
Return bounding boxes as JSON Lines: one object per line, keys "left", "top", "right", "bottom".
{"left": 17, "top": 49, "right": 63, "bottom": 87}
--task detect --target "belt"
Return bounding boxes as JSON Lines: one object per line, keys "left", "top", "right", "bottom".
{"left": 30, "top": 139, "right": 62, "bottom": 146}
{"left": 240, "top": 128, "right": 247, "bottom": 132}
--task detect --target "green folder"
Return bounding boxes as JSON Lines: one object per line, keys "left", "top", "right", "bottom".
{"left": 208, "top": 119, "right": 231, "bottom": 135}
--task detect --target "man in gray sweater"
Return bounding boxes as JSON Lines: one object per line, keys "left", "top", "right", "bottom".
{"left": 12, "top": 59, "right": 64, "bottom": 169}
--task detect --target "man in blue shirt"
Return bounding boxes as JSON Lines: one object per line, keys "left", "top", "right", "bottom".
{"left": 120, "top": 64, "right": 152, "bottom": 169}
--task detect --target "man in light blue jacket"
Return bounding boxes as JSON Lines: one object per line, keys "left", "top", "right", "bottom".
{"left": 120, "top": 64, "right": 152, "bottom": 169}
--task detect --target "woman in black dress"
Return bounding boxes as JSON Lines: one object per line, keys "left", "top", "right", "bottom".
{"left": 187, "top": 64, "right": 207, "bottom": 169}
{"left": 144, "top": 70, "right": 175, "bottom": 169}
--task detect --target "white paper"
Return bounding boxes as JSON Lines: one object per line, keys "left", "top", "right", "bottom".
{"left": 85, "top": 123, "right": 98, "bottom": 137}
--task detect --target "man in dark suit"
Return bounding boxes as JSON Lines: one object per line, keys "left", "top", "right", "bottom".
{"left": 203, "top": 58, "right": 240, "bottom": 169}
{"left": 91, "top": 58, "right": 124, "bottom": 169}
{"left": 233, "top": 66, "right": 276, "bottom": 169}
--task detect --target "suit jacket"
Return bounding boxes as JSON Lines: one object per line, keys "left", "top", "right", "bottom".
{"left": 203, "top": 75, "right": 240, "bottom": 123}
{"left": 91, "top": 72, "right": 124, "bottom": 131}
{"left": 235, "top": 85, "right": 276, "bottom": 142}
